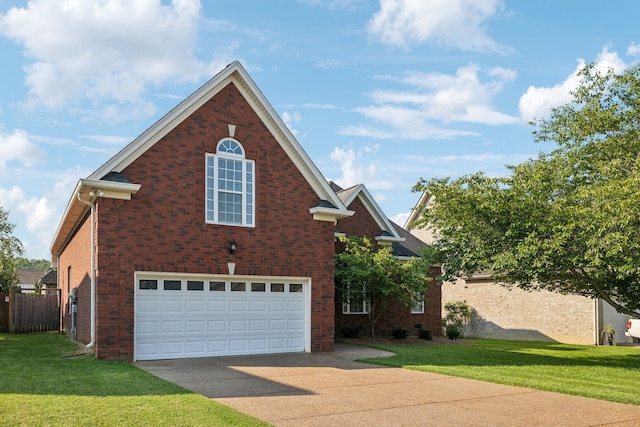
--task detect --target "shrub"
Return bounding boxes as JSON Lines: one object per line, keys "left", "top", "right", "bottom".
{"left": 418, "top": 328, "right": 433, "bottom": 340}
{"left": 342, "top": 324, "right": 362, "bottom": 338}
{"left": 446, "top": 324, "right": 461, "bottom": 340}
{"left": 392, "top": 326, "right": 408, "bottom": 339}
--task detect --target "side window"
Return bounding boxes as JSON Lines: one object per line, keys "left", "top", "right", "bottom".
{"left": 411, "top": 293, "right": 425, "bottom": 314}
{"left": 206, "top": 139, "right": 255, "bottom": 227}
{"left": 342, "top": 284, "right": 370, "bottom": 314}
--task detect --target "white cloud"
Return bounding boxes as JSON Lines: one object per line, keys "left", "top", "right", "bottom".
{"left": 344, "top": 63, "right": 517, "bottom": 141}
{"left": 0, "top": 129, "right": 46, "bottom": 169}
{"left": 329, "top": 145, "right": 395, "bottom": 191}
{"left": 519, "top": 47, "right": 627, "bottom": 122}
{"left": 628, "top": 42, "right": 640, "bottom": 57}
{"left": 390, "top": 211, "right": 410, "bottom": 226}
{"left": 282, "top": 111, "right": 302, "bottom": 136}
{"left": 368, "top": 0, "right": 507, "bottom": 53}
{"left": 0, "top": 0, "right": 212, "bottom": 109}
{"left": 0, "top": 169, "right": 85, "bottom": 259}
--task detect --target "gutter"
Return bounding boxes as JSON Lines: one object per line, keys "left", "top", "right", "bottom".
{"left": 76, "top": 190, "right": 103, "bottom": 349}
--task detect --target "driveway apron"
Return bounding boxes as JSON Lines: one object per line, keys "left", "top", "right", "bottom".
{"left": 137, "top": 344, "right": 640, "bottom": 427}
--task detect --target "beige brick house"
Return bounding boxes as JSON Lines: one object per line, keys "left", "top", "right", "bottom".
{"left": 406, "top": 192, "right": 631, "bottom": 345}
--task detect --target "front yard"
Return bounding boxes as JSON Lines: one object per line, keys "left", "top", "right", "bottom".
{"left": 360, "top": 338, "right": 640, "bottom": 405}
{"left": 0, "top": 333, "right": 270, "bottom": 427}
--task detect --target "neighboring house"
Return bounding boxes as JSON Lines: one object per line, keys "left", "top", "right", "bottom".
{"left": 16, "top": 270, "right": 48, "bottom": 293}
{"left": 330, "top": 183, "right": 442, "bottom": 337}
{"left": 51, "top": 61, "right": 354, "bottom": 361}
{"left": 39, "top": 269, "right": 59, "bottom": 295}
{"left": 406, "top": 192, "right": 631, "bottom": 345}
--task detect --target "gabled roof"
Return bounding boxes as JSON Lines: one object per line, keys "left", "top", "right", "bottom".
{"left": 87, "top": 61, "right": 348, "bottom": 213}
{"left": 391, "top": 222, "right": 427, "bottom": 259}
{"left": 51, "top": 61, "right": 352, "bottom": 260}
{"left": 404, "top": 191, "right": 432, "bottom": 230}
{"left": 331, "top": 181, "right": 404, "bottom": 244}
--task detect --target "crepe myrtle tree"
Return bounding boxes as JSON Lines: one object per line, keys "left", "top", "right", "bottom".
{"left": 413, "top": 62, "right": 640, "bottom": 317}
{"left": 335, "top": 235, "right": 439, "bottom": 337}
{"left": 0, "top": 202, "right": 23, "bottom": 294}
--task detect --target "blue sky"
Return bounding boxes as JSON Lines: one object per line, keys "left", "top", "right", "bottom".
{"left": 1, "top": 0, "right": 639, "bottom": 260}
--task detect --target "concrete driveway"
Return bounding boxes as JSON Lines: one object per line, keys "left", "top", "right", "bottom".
{"left": 137, "top": 344, "right": 640, "bottom": 426}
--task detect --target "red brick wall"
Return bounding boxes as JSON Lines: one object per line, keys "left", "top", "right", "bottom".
{"left": 58, "top": 213, "right": 92, "bottom": 343}
{"left": 335, "top": 196, "right": 442, "bottom": 338}
{"left": 337, "top": 196, "right": 381, "bottom": 238}
{"left": 90, "top": 82, "right": 336, "bottom": 360}
{"left": 335, "top": 266, "right": 442, "bottom": 338}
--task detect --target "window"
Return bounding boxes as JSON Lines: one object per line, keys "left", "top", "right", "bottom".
{"left": 342, "top": 284, "right": 370, "bottom": 314}
{"left": 164, "top": 280, "right": 181, "bottom": 290}
{"left": 187, "top": 280, "right": 204, "bottom": 291}
{"left": 271, "top": 283, "right": 285, "bottom": 293}
{"left": 289, "top": 283, "right": 303, "bottom": 293}
{"left": 209, "top": 281, "right": 226, "bottom": 291}
{"left": 411, "top": 293, "right": 425, "bottom": 314}
{"left": 139, "top": 279, "right": 158, "bottom": 290}
{"left": 206, "top": 139, "right": 255, "bottom": 226}
{"left": 251, "top": 282, "right": 266, "bottom": 292}
{"left": 231, "top": 282, "right": 246, "bottom": 292}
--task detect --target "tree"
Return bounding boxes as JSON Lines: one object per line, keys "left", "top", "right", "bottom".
{"left": 334, "top": 235, "right": 437, "bottom": 337}
{"left": 413, "top": 63, "right": 640, "bottom": 317}
{"left": 16, "top": 258, "right": 51, "bottom": 271}
{"left": 443, "top": 301, "right": 472, "bottom": 339}
{"left": 0, "top": 202, "right": 24, "bottom": 293}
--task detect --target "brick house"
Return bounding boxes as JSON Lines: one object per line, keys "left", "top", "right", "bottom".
{"left": 330, "top": 183, "right": 442, "bottom": 338}
{"left": 406, "top": 192, "right": 630, "bottom": 345}
{"left": 51, "top": 61, "right": 355, "bottom": 361}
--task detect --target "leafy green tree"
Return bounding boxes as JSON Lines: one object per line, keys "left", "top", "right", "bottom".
{"left": 413, "top": 63, "right": 640, "bottom": 317}
{"left": 0, "top": 202, "right": 23, "bottom": 293}
{"left": 335, "top": 235, "right": 437, "bottom": 337}
{"left": 16, "top": 258, "right": 51, "bottom": 271}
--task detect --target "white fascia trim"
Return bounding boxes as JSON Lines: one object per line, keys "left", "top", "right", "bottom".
{"left": 50, "top": 179, "right": 141, "bottom": 260}
{"left": 343, "top": 184, "right": 403, "bottom": 240}
{"left": 405, "top": 192, "right": 432, "bottom": 229}
{"left": 309, "top": 206, "right": 355, "bottom": 223}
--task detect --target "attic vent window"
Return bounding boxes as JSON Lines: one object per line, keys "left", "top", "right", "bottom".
{"left": 206, "top": 139, "right": 255, "bottom": 227}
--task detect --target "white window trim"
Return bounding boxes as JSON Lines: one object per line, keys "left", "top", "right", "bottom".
{"left": 411, "top": 297, "right": 425, "bottom": 314}
{"left": 342, "top": 284, "right": 370, "bottom": 314}
{"left": 205, "top": 139, "right": 255, "bottom": 227}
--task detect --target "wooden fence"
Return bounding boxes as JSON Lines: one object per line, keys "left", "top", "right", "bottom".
{"left": 0, "top": 292, "right": 60, "bottom": 333}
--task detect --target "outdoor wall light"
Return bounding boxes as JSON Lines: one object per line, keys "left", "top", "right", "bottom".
{"left": 229, "top": 239, "right": 237, "bottom": 255}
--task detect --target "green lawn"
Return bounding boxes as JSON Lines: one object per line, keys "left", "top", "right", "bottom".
{"left": 0, "top": 333, "right": 270, "bottom": 427}
{"left": 362, "top": 339, "right": 640, "bottom": 405}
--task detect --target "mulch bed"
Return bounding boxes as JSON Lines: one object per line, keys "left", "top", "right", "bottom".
{"left": 337, "top": 335, "right": 472, "bottom": 346}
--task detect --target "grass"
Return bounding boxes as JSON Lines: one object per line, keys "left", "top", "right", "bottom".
{"left": 0, "top": 333, "right": 270, "bottom": 427}
{"left": 361, "top": 339, "right": 640, "bottom": 405}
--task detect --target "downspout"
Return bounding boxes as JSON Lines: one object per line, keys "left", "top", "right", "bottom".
{"left": 77, "top": 191, "right": 98, "bottom": 349}
{"left": 594, "top": 298, "right": 600, "bottom": 346}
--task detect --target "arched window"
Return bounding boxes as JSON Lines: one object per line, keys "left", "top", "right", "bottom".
{"left": 206, "top": 139, "right": 255, "bottom": 226}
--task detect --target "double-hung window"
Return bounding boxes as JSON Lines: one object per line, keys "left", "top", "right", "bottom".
{"left": 411, "top": 292, "right": 425, "bottom": 314}
{"left": 342, "top": 284, "right": 370, "bottom": 314}
{"left": 206, "top": 139, "right": 255, "bottom": 226}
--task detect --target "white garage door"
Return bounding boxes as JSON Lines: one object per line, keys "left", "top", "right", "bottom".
{"left": 134, "top": 274, "right": 309, "bottom": 361}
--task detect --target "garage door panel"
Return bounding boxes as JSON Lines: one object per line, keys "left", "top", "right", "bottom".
{"left": 250, "top": 319, "right": 267, "bottom": 331}
{"left": 229, "top": 300, "right": 248, "bottom": 312}
{"left": 250, "top": 300, "right": 267, "bottom": 312}
{"left": 161, "top": 300, "right": 183, "bottom": 312}
{"left": 186, "top": 320, "right": 205, "bottom": 333}
{"left": 186, "top": 300, "right": 205, "bottom": 312}
{"left": 137, "top": 299, "right": 159, "bottom": 313}
{"left": 229, "top": 319, "right": 247, "bottom": 332}
{"left": 161, "top": 320, "right": 183, "bottom": 334}
{"left": 209, "top": 300, "right": 226, "bottom": 312}
{"left": 135, "top": 276, "right": 308, "bottom": 360}
{"left": 208, "top": 320, "right": 226, "bottom": 332}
